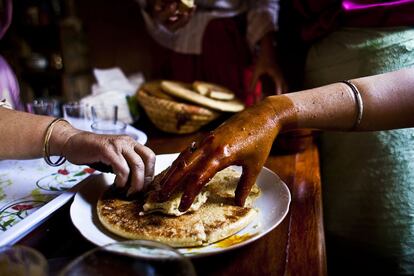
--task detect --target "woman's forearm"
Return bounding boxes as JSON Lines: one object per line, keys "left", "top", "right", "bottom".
{"left": 0, "top": 108, "right": 79, "bottom": 159}
{"left": 272, "top": 67, "right": 414, "bottom": 132}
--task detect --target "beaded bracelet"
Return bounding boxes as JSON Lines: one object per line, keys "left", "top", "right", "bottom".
{"left": 43, "top": 118, "right": 68, "bottom": 166}
{"left": 340, "top": 80, "right": 364, "bottom": 130}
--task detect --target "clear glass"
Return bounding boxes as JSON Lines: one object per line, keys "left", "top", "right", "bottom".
{"left": 59, "top": 240, "right": 196, "bottom": 276}
{"left": 91, "top": 120, "right": 127, "bottom": 134}
{"left": 88, "top": 104, "right": 127, "bottom": 135}
{"left": 26, "top": 99, "right": 56, "bottom": 116}
{"left": 88, "top": 104, "right": 119, "bottom": 123}
{"left": 62, "top": 102, "right": 90, "bottom": 131}
{"left": 0, "top": 245, "right": 48, "bottom": 276}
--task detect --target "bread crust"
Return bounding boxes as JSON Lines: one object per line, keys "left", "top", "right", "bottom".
{"left": 97, "top": 168, "right": 259, "bottom": 247}
{"left": 161, "top": 81, "right": 245, "bottom": 112}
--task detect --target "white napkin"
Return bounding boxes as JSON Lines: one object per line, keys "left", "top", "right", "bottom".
{"left": 81, "top": 68, "right": 145, "bottom": 124}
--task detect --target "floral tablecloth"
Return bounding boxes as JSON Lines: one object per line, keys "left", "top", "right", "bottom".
{"left": 0, "top": 159, "right": 96, "bottom": 246}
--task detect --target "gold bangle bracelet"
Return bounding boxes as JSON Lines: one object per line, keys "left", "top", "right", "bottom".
{"left": 43, "top": 118, "right": 68, "bottom": 167}
{"left": 340, "top": 80, "right": 364, "bottom": 130}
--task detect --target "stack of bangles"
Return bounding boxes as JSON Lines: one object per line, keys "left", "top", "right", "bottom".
{"left": 340, "top": 80, "right": 364, "bottom": 130}
{"left": 43, "top": 118, "right": 68, "bottom": 166}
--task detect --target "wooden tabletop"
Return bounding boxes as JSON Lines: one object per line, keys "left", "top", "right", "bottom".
{"left": 18, "top": 121, "right": 326, "bottom": 275}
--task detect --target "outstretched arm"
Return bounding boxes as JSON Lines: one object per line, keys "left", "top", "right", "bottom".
{"left": 0, "top": 108, "right": 156, "bottom": 195}
{"left": 289, "top": 67, "right": 414, "bottom": 131}
{"left": 157, "top": 67, "right": 414, "bottom": 211}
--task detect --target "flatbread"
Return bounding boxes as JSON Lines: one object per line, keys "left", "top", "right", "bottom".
{"left": 180, "top": 0, "right": 194, "bottom": 8}
{"left": 97, "top": 168, "right": 259, "bottom": 247}
{"left": 141, "top": 81, "right": 175, "bottom": 100}
{"left": 143, "top": 167, "right": 260, "bottom": 216}
{"left": 193, "top": 81, "right": 235, "bottom": 101}
{"left": 161, "top": 81, "right": 245, "bottom": 112}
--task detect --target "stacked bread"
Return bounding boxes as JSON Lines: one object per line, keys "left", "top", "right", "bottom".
{"left": 136, "top": 80, "right": 245, "bottom": 134}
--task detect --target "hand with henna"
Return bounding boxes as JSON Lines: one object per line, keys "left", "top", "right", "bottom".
{"left": 157, "top": 97, "right": 296, "bottom": 211}
{"left": 156, "top": 67, "right": 414, "bottom": 211}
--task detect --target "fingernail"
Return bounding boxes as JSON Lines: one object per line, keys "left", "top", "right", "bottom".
{"left": 178, "top": 199, "right": 189, "bottom": 212}
{"left": 144, "top": 176, "right": 153, "bottom": 185}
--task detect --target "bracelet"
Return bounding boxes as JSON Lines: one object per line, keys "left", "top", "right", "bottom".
{"left": 340, "top": 80, "right": 364, "bottom": 130}
{"left": 43, "top": 118, "right": 68, "bottom": 167}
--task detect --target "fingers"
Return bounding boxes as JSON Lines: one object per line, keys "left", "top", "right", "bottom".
{"left": 108, "top": 152, "right": 131, "bottom": 189}
{"left": 178, "top": 160, "right": 221, "bottom": 212}
{"left": 157, "top": 143, "right": 205, "bottom": 201}
{"left": 235, "top": 165, "right": 261, "bottom": 206}
{"left": 134, "top": 144, "right": 156, "bottom": 190}
{"left": 96, "top": 136, "right": 156, "bottom": 195}
{"left": 122, "top": 149, "right": 146, "bottom": 196}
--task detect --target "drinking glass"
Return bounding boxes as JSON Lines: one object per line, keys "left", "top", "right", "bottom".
{"left": 62, "top": 102, "right": 90, "bottom": 131}
{"left": 26, "top": 99, "right": 56, "bottom": 116}
{"left": 89, "top": 104, "right": 127, "bottom": 135}
{"left": 0, "top": 245, "right": 48, "bottom": 276}
{"left": 59, "top": 240, "right": 196, "bottom": 276}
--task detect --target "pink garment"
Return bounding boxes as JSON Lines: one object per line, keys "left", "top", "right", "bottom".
{"left": 343, "top": 0, "right": 414, "bottom": 27}
{"left": 0, "top": 0, "right": 21, "bottom": 110}
{"left": 0, "top": 55, "right": 22, "bottom": 110}
{"left": 289, "top": 0, "right": 414, "bottom": 43}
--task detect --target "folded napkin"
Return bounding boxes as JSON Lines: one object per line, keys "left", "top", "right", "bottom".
{"left": 81, "top": 68, "right": 145, "bottom": 124}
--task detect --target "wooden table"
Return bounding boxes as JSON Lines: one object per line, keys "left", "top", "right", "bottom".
{"left": 18, "top": 122, "right": 326, "bottom": 276}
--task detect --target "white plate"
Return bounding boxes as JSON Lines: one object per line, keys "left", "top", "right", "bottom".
{"left": 67, "top": 117, "right": 147, "bottom": 145}
{"left": 70, "top": 153, "right": 291, "bottom": 257}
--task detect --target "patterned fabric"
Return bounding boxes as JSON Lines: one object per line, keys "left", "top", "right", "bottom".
{"left": 139, "top": 0, "right": 279, "bottom": 54}
{"left": 305, "top": 27, "right": 414, "bottom": 274}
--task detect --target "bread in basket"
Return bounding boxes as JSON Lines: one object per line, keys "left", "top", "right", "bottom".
{"left": 136, "top": 81, "right": 221, "bottom": 134}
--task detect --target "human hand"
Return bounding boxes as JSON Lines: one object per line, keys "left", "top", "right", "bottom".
{"left": 250, "top": 33, "right": 288, "bottom": 100}
{"left": 156, "top": 97, "right": 294, "bottom": 211}
{"left": 61, "top": 131, "right": 156, "bottom": 196}
{"left": 147, "top": 0, "right": 195, "bottom": 32}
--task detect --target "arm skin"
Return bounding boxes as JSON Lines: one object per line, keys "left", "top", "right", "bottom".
{"left": 157, "top": 67, "right": 414, "bottom": 211}
{"left": 0, "top": 108, "right": 156, "bottom": 195}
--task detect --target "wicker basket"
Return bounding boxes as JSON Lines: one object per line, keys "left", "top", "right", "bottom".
{"left": 136, "top": 89, "right": 221, "bottom": 134}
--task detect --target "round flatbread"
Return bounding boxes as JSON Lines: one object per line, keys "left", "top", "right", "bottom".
{"left": 161, "top": 81, "right": 245, "bottom": 112}
{"left": 180, "top": 0, "right": 194, "bottom": 8}
{"left": 193, "top": 81, "right": 235, "bottom": 101}
{"left": 141, "top": 81, "right": 174, "bottom": 100}
{"left": 97, "top": 168, "right": 259, "bottom": 248}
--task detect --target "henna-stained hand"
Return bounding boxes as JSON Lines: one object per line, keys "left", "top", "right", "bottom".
{"left": 156, "top": 97, "right": 297, "bottom": 211}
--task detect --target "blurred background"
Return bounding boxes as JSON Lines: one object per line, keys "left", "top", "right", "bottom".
{"left": 0, "top": 0, "right": 155, "bottom": 106}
